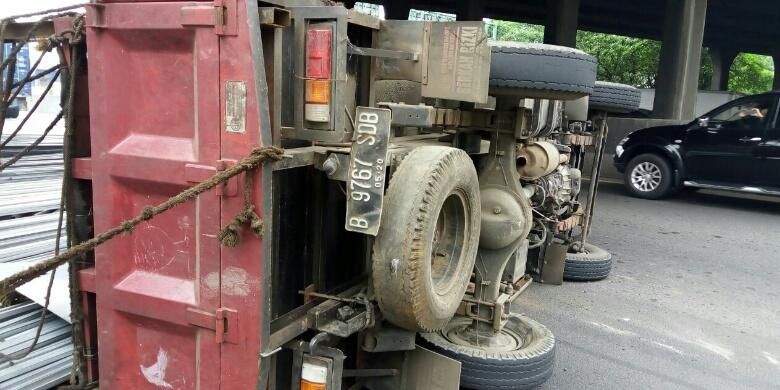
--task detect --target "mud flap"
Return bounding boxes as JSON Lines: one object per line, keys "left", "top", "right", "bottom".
{"left": 364, "top": 346, "right": 461, "bottom": 390}
{"left": 539, "top": 240, "right": 568, "bottom": 285}
{"left": 404, "top": 346, "right": 461, "bottom": 389}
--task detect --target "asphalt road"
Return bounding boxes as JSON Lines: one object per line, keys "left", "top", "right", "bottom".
{"left": 518, "top": 183, "right": 780, "bottom": 390}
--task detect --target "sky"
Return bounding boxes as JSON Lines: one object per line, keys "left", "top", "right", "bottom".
{"left": 0, "top": 0, "right": 84, "bottom": 20}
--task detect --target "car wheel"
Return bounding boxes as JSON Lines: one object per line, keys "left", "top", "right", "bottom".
{"left": 624, "top": 153, "right": 673, "bottom": 199}
{"left": 564, "top": 243, "right": 612, "bottom": 281}
{"left": 419, "top": 314, "right": 556, "bottom": 389}
{"left": 489, "top": 42, "right": 598, "bottom": 100}
{"left": 372, "top": 146, "right": 481, "bottom": 332}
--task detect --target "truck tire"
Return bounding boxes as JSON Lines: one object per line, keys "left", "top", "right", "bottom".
{"left": 420, "top": 314, "right": 556, "bottom": 389}
{"left": 373, "top": 146, "right": 481, "bottom": 332}
{"left": 564, "top": 243, "right": 612, "bottom": 281}
{"left": 589, "top": 81, "right": 641, "bottom": 113}
{"left": 489, "top": 42, "right": 598, "bottom": 100}
{"left": 624, "top": 153, "right": 673, "bottom": 199}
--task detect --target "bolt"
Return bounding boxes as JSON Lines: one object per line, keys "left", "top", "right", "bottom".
{"left": 492, "top": 206, "right": 502, "bottom": 214}
{"left": 322, "top": 156, "right": 339, "bottom": 176}
{"left": 336, "top": 305, "right": 356, "bottom": 321}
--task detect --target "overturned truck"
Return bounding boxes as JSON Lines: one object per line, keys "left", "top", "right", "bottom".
{"left": 1, "top": 1, "right": 638, "bottom": 389}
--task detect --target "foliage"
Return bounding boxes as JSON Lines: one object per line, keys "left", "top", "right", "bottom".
{"left": 490, "top": 20, "right": 544, "bottom": 43}
{"left": 728, "top": 53, "right": 774, "bottom": 95}
{"left": 489, "top": 20, "right": 774, "bottom": 95}
{"left": 575, "top": 31, "right": 661, "bottom": 88}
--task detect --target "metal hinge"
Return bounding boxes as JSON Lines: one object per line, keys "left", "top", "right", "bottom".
{"left": 186, "top": 307, "right": 240, "bottom": 344}
{"left": 184, "top": 160, "right": 238, "bottom": 196}
{"left": 180, "top": 0, "right": 237, "bottom": 36}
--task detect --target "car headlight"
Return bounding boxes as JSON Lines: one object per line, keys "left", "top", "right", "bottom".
{"left": 615, "top": 136, "right": 629, "bottom": 158}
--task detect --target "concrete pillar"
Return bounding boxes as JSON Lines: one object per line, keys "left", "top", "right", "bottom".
{"left": 652, "top": 0, "right": 708, "bottom": 120}
{"left": 543, "top": 0, "right": 580, "bottom": 48}
{"left": 456, "top": 0, "right": 485, "bottom": 21}
{"left": 385, "top": 0, "right": 410, "bottom": 20}
{"left": 709, "top": 48, "right": 737, "bottom": 91}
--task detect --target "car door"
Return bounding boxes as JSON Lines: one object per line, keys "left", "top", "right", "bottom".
{"left": 683, "top": 95, "right": 776, "bottom": 185}
{"left": 754, "top": 111, "right": 780, "bottom": 191}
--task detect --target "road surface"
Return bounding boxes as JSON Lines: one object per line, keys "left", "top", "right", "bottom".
{"left": 520, "top": 184, "right": 780, "bottom": 390}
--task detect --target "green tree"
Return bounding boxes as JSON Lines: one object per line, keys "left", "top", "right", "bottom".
{"left": 491, "top": 20, "right": 543, "bottom": 43}
{"left": 575, "top": 31, "right": 661, "bottom": 88}
{"left": 728, "top": 53, "right": 774, "bottom": 95}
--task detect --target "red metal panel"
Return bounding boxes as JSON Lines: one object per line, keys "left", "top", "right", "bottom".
{"left": 86, "top": 2, "right": 224, "bottom": 388}
{"left": 217, "top": 1, "right": 270, "bottom": 386}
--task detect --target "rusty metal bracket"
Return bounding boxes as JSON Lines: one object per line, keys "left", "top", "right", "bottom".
{"left": 180, "top": 0, "right": 237, "bottom": 36}
{"left": 185, "top": 307, "right": 240, "bottom": 344}
{"left": 214, "top": 0, "right": 237, "bottom": 36}
{"left": 259, "top": 7, "right": 290, "bottom": 28}
{"left": 184, "top": 161, "right": 238, "bottom": 196}
{"left": 216, "top": 159, "right": 239, "bottom": 196}
{"left": 347, "top": 45, "right": 419, "bottom": 61}
{"left": 84, "top": 3, "right": 107, "bottom": 29}
{"left": 298, "top": 289, "right": 375, "bottom": 338}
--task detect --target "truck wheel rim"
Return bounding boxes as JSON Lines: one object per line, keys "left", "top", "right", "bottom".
{"left": 430, "top": 192, "right": 468, "bottom": 295}
{"left": 442, "top": 317, "right": 526, "bottom": 353}
{"left": 630, "top": 162, "right": 662, "bottom": 192}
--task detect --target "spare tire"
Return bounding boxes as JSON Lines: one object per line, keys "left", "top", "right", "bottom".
{"left": 489, "top": 42, "right": 598, "bottom": 100}
{"left": 372, "top": 146, "right": 481, "bottom": 332}
{"left": 589, "top": 81, "right": 641, "bottom": 113}
{"left": 420, "top": 314, "right": 556, "bottom": 389}
{"left": 564, "top": 243, "right": 613, "bottom": 281}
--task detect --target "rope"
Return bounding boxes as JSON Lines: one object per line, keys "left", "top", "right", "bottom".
{"left": 0, "top": 10, "right": 281, "bottom": 385}
{"left": 0, "top": 13, "right": 82, "bottom": 169}
{"left": 217, "top": 172, "right": 264, "bottom": 247}
{"left": 0, "top": 4, "right": 86, "bottom": 23}
{"left": 0, "top": 111, "right": 63, "bottom": 171}
{"left": 0, "top": 13, "right": 84, "bottom": 365}
{"left": 0, "top": 146, "right": 284, "bottom": 298}
{"left": 61, "top": 33, "right": 87, "bottom": 386}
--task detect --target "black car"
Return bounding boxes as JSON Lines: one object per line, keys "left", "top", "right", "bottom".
{"left": 614, "top": 92, "right": 780, "bottom": 199}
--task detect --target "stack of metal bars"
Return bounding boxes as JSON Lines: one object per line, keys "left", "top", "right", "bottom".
{"left": 0, "top": 302, "right": 72, "bottom": 390}
{"left": 0, "top": 134, "right": 65, "bottom": 254}
{"left": 1, "top": 133, "right": 72, "bottom": 388}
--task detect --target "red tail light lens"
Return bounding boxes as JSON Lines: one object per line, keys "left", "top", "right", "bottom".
{"left": 306, "top": 28, "right": 332, "bottom": 79}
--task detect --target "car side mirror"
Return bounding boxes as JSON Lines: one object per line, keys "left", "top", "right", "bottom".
{"left": 697, "top": 117, "right": 709, "bottom": 128}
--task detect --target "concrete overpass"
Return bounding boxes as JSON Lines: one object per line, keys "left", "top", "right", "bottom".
{"left": 354, "top": 0, "right": 779, "bottom": 121}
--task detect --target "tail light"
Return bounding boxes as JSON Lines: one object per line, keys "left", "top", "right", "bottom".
{"left": 300, "top": 357, "right": 329, "bottom": 390}
{"left": 305, "top": 26, "right": 333, "bottom": 123}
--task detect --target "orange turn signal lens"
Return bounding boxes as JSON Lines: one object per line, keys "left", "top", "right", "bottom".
{"left": 305, "top": 79, "right": 330, "bottom": 104}
{"left": 300, "top": 379, "right": 327, "bottom": 390}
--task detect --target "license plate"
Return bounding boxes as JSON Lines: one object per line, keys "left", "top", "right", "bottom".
{"left": 344, "top": 107, "right": 392, "bottom": 236}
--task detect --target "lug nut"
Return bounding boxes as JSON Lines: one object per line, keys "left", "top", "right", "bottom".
{"left": 493, "top": 206, "right": 502, "bottom": 214}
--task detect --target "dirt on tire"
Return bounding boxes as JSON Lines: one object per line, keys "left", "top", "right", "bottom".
{"left": 372, "top": 146, "right": 481, "bottom": 332}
